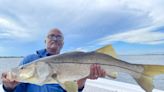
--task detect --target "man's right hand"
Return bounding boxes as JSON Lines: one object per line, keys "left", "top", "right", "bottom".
{"left": 1, "top": 72, "right": 19, "bottom": 90}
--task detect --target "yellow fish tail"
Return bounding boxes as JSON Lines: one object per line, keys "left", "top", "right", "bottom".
{"left": 134, "top": 65, "right": 164, "bottom": 92}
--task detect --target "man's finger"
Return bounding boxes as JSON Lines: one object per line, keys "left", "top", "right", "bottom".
{"left": 1, "top": 73, "right": 7, "bottom": 78}
{"left": 101, "top": 69, "right": 106, "bottom": 77}
{"left": 93, "top": 64, "right": 99, "bottom": 78}
{"left": 1, "top": 72, "right": 16, "bottom": 83}
{"left": 89, "top": 64, "right": 94, "bottom": 79}
{"left": 1, "top": 73, "right": 9, "bottom": 82}
{"left": 96, "top": 64, "right": 102, "bottom": 77}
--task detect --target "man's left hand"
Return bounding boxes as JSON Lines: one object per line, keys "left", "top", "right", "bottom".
{"left": 88, "top": 64, "right": 106, "bottom": 79}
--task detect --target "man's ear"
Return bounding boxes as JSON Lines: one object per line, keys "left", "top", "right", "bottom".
{"left": 44, "top": 39, "right": 46, "bottom": 43}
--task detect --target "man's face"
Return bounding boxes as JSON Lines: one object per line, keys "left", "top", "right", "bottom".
{"left": 45, "top": 29, "right": 64, "bottom": 54}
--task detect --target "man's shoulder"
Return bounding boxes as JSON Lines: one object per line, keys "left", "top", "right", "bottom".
{"left": 25, "top": 49, "right": 46, "bottom": 59}
{"left": 20, "top": 54, "right": 40, "bottom": 65}
{"left": 19, "top": 49, "right": 46, "bottom": 65}
{"left": 25, "top": 53, "right": 40, "bottom": 60}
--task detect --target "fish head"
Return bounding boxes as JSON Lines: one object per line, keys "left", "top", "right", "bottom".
{"left": 18, "top": 62, "right": 52, "bottom": 84}
{"left": 7, "top": 63, "right": 36, "bottom": 82}
{"left": 9, "top": 61, "right": 56, "bottom": 84}
{"left": 17, "top": 63, "right": 36, "bottom": 81}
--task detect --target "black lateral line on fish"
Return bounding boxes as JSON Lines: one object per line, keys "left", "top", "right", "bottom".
{"left": 51, "top": 62, "right": 149, "bottom": 77}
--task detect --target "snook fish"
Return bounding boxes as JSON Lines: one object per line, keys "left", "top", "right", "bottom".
{"left": 7, "top": 45, "right": 164, "bottom": 92}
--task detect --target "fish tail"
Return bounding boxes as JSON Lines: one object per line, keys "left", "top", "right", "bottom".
{"left": 134, "top": 65, "right": 164, "bottom": 92}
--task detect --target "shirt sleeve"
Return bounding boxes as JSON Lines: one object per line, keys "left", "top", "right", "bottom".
{"left": 19, "top": 54, "right": 39, "bottom": 66}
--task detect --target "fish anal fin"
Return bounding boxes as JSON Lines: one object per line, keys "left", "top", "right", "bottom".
{"left": 96, "top": 45, "right": 117, "bottom": 58}
{"left": 134, "top": 75, "right": 153, "bottom": 92}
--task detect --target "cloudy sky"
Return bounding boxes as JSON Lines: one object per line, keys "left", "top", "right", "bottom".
{"left": 0, "top": 0, "right": 164, "bottom": 56}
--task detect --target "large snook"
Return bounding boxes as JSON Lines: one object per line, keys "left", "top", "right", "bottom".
{"left": 7, "top": 45, "right": 164, "bottom": 92}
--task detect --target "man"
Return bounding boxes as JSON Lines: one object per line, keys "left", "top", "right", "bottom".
{"left": 1, "top": 28, "right": 106, "bottom": 92}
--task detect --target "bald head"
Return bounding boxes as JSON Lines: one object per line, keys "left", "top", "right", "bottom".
{"left": 47, "top": 28, "right": 63, "bottom": 37}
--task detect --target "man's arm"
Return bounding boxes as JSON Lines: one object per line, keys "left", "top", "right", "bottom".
{"left": 77, "top": 64, "right": 106, "bottom": 90}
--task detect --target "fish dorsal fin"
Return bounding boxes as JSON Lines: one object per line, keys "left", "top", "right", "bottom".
{"left": 96, "top": 45, "right": 117, "bottom": 58}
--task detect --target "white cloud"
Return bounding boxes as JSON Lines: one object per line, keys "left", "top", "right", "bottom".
{"left": 0, "top": 0, "right": 163, "bottom": 56}
{"left": 74, "top": 48, "right": 88, "bottom": 52}
{"left": 62, "top": 45, "right": 98, "bottom": 53}
{"left": 0, "top": 0, "right": 163, "bottom": 33}
{"left": 96, "top": 25, "right": 164, "bottom": 45}
{"left": 0, "top": 17, "right": 37, "bottom": 42}
{"left": 121, "top": 0, "right": 164, "bottom": 24}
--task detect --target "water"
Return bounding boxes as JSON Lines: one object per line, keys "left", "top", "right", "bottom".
{"left": 117, "top": 55, "right": 164, "bottom": 90}
{"left": 119, "top": 55, "right": 164, "bottom": 65}
{"left": 0, "top": 57, "right": 22, "bottom": 75}
{"left": 0, "top": 55, "right": 164, "bottom": 90}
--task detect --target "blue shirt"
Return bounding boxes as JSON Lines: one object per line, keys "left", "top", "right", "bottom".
{"left": 4, "top": 49, "right": 83, "bottom": 92}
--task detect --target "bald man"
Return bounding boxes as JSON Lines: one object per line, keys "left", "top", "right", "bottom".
{"left": 1, "top": 28, "right": 106, "bottom": 92}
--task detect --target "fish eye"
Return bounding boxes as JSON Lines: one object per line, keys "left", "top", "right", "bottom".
{"left": 51, "top": 73, "right": 57, "bottom": 78}
{"left": 19, "top": 66, "right": 24, "bottom": 69}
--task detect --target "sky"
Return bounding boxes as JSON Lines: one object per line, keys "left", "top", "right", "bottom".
{"left": 0, "top": 0, "right": 164, "bottom": 56}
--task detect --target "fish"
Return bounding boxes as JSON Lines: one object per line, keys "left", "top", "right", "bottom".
{"left": 7, "top": 45, "right": 164, "bottom": 92}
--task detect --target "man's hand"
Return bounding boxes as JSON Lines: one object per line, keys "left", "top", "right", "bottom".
{"left": 1, "top": 72, "right": 19, "bottom": 90}
{"left": 77, "top": 64, "right": 106, "bottom": 89}
{"left": 88, "top": 64, "right": 106, "bottom": 79}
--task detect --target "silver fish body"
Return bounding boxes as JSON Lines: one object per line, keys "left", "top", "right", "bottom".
{"left": 12, "top": 51, "right": 144, "bottom": 84}
{"left": 8, "top": 45, "right": 164, "bottom": 92}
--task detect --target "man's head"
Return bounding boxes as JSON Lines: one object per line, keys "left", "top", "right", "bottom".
{"left": 45, "top": 28, "right": 64, "bottom": 55}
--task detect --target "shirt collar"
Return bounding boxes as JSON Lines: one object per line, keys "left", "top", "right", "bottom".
{"left": 36, "top": 49, "right": 50, "bottom": 57}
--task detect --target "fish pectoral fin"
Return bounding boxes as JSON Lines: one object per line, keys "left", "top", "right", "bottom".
{"left": 54, "top": 78, "right": 65, "bottom": 88}
{"left": 106, "top": 72, "right": 118, "bottom": 79}
{"left": 63, "top": 81, "right": 78, "bottom": 92}
{"left": 96, "top": 45, "right": 117, "bottom": 58}
{"left": 55, "top": 78, "right": 78, "bottom": 92}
